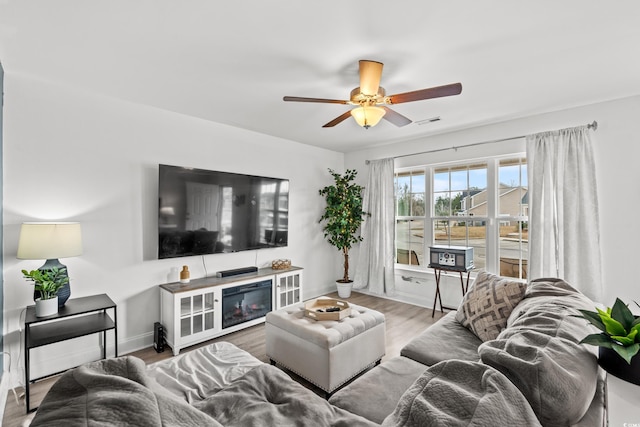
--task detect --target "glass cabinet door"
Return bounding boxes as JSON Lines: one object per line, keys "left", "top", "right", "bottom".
{"left": 179, "top": 290, "right": 218, "bottom": 338}
{"left": 277, "top": 271, "right": 302, "bottom": 309}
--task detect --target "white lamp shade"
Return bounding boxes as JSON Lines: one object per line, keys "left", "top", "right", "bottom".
{"left": 17, "top": 222, "right": 83, "bottom": 260}
{"left": 351, "top": 106, "right": 386, "bottom": 128}
{"left": 160, "top": 206, "right": 175, "bottom": 216}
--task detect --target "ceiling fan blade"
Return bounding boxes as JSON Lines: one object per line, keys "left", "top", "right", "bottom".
{"left": 359, "top": 60, "right": 383, "bottom": 96}
{"left": 283, "top": 96, "right": 349, "bottom": 104}
{"left": 387, "top": 83, "right": 462, "bottom": 104}
{"left": 381, "top": 106, "right": 412, "bottom": 127}
{"left": 322, "top": 111, "right": 353, "bottom": 128}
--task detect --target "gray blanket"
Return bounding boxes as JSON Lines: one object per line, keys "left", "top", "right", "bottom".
{"left": 30, "top": 356, "right": 221, "bottom": 427}
{"left": 382, "top": 359, "right": 542, "bottom": 427}
{"left": 194, "top": 364, "right": 378, "bottom": 427}
{"left": 31, "top": 356, "right": 376, "bottom": 427}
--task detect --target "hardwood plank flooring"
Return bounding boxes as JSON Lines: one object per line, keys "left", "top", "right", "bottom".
{"left": 3, "top": 291, "right": 445, "bottom": 427}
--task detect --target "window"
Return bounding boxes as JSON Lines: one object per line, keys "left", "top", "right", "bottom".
{"left": 395, "top": 170, "right": 425, "bottom": 268}
{"left": 433, "top": 162, "right": 488, "bottom": 270}
{"left": 395, "top": 156, "right": 527, "bottom": 279}
{"left": 497, "top": 158, "right": 528, "bottom": 279}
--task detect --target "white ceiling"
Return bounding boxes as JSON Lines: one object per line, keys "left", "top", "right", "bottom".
{"left": 1, "top": 1, "right": 640, "bottom": 153}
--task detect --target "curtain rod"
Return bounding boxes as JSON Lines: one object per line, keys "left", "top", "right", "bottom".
{"left": 365, "top": 120, "right": 598, "bottom": 164}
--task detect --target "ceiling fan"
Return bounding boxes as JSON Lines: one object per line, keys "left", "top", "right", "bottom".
{"left": 283, "top": 60, "right": 462, "bottom": 129}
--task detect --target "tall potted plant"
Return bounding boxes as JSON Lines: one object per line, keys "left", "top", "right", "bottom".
{"left": 319, "top": 168, "right": 367, "bottom": 298}
{"left": 22, "top": 267, "right": 69, "bottom": 317}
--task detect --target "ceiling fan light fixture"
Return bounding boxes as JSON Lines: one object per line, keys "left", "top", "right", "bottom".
{"left": 351, "top": 106, "right": 386, "bottom": 129}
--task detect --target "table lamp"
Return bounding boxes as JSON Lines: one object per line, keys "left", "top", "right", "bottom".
{"left": 17, "top": 222, "right": 83, "bottom": 307}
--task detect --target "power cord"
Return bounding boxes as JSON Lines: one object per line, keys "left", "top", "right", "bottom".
{"left": 202, "top": 255, "right": 208, "bottom": 278}
{"left": 2, "top": 351, "right": 21, "bottom": 405}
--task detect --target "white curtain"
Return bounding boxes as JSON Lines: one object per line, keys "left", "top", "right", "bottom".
{"left": 526, "top": 125, "right": 602, "bottom": 301}
{"left": 353, "top": 158, "right": 396, "bottom": 295}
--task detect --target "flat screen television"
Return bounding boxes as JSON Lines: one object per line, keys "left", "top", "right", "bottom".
{"left": 158, "top": 164, "right": 289, "bottom": 259}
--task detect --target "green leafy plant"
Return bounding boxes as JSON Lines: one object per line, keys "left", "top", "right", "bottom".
{"left": 22, "top": 267, "right": 69, "bottom": 300}
{"left": 577, "top": 298, "right": 640, "bottom": 364}
{"left": 318, "top": 169, "right": 368, "bottom": 282}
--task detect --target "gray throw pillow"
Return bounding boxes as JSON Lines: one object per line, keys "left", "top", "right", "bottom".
{"left": 455, "top": 270, "right": 526, "bottom": 341}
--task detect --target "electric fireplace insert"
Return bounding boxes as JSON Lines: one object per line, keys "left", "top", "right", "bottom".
{"left": 222, "top": 279, "right": 272, "bottom": 329}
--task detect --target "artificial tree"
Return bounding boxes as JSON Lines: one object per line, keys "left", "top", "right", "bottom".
{"left": 318, "top": 168, "right": 367, "bottom": 283}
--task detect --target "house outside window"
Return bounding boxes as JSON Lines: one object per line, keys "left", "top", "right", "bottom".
{"left": 395, "top": 156, "right": 528, "bottom": 279}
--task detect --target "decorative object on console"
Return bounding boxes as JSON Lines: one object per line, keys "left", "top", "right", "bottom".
{"left": 179, "top": 265, "right": 190, "bottom": 283}
{"left": 271, "top": 259, "right": 291, "bottom": 270}
{"left": 21, "top": 267, "right": 69, "bottom": 317}
{"left": 17, "top": 222, "right": 83, "bottom": 308}
{"left": 576, "top": 298, "right": 640, "bottom": 385}
{"left": 318, "top": 169, "right": 368, "bottom": 298}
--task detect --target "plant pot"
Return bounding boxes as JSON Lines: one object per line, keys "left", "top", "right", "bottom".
{"left": 336, "top": 281, "right": 353, "bottom": 299}
{"left": 35, "top": 296, "right": 59, "bottom": 317}
{"left": 598, "top": 347, "right": 640, "bottom": 386}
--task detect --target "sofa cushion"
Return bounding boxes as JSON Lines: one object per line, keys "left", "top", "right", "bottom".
{"left": 328, "top": 356, "right": 427, "bottom": 424}
{"left": 478, "top": 278, "right": 600, "bottom": 427}
{"left": 455, "top": 270, "right": 527, "bottom": 341}
{"left": 401, "top": 311, "right": 482, "bottom": 366}
{"left": 381, "top": 359, "right": 541, "bottom": 427}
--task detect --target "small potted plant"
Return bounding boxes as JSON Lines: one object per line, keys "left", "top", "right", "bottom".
{"left": 576, "top": 298, "right": 640, "bottom": 385}
{"left": 318, "top": 168, "right": 367, "bottom": 298}
{"left": 22, "top": 267, "right": 69, "bottom": 317}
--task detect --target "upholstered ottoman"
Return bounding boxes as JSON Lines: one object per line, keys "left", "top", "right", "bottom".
{"left": 265, "top": 299, "right": 386, "bottom": 396}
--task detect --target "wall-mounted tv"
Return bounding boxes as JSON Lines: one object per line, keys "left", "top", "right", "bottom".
{"left": 158, "top": 164, "right": 289, "bottom": 259}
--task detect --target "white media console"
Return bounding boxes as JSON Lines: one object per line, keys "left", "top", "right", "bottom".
{"left": 159, "top": 266, "right": 303, "bottom": 355}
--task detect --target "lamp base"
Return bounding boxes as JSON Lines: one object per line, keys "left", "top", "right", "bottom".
{"left": 33, "top": 259, "right": 71, "bottom": 308}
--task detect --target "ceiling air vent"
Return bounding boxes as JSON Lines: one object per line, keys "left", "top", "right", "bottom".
{"left": 415, "top": 116, "right": 441, "bottom": 125}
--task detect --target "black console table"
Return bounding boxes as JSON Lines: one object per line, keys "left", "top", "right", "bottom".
{"left": 24, "top": 293, "right": 117, "bottom": 412}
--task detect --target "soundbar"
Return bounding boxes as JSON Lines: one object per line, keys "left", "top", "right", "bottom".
{"left": 216, "top": 266, "right": 258, "bottom": 278}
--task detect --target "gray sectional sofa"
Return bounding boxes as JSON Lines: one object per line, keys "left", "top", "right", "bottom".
{"left": 30, "top": 273, "right": 605, "bottom": 427}
{"left": 330, "top": 275, "right": 606, "bottom": 426}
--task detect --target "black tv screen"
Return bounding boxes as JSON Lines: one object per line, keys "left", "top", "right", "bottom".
{"left": 158, "top": 164, "right": 289, "bottom": 259}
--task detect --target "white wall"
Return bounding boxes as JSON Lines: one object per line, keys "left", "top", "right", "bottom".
{"left": 2, "top": 73, "right": 344, "bottom": 383}
{"left": 345, "top": 95, "right": 640, "bottom": 310}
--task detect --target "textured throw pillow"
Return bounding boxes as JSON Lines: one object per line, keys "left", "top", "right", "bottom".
{"left": 455, "top": 270, "right": 526, "bottom": 341}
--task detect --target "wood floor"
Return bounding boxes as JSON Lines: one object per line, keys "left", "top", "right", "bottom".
{"left": 2, "top": 291, "right": 445, "bottom": 427}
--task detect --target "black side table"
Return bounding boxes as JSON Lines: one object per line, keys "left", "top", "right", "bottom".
{"left": 24, "top": 293, "right": 117, "bottom": 412}
{"left": 428, "top": 265, "right": 472, "bottom": 318}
